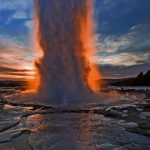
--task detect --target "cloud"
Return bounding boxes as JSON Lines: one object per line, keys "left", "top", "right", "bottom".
{"left": 0, "top": 0, "right": 31, "bottom": 11}
{"left": 94, "top": 23, "right": 150, "bottom": 67}
{"left": 95, "top": 0, "right": 137, "bottom": 18}
{"left": 0, "top": 34, "right": 35, "bottom": 71}
{"left": 0, "top": 0, "right": 33, "bottom": 25}
{"left": 0, "top": 66, "right": 31, "bottom": 73}
{"left": 91, "top": 52, "right": 149, "bottom": 67}
{"left": 24, "top": 20, "right": 33, "bottom": 29}
{"left": 12, "top": 11, "right": 28, "bottom": 19}
{"left": 100, "top": 63, "right": 150, "bottom": 79}
{"left": 0, "top": 34, "right": 36, "bottom": 80}
{"left": 0, "top": 0, "right": 35, "bottom": 80}
{"left": 0, "top": 66, "right": 34, "bottom": 80}
{"left": 97, "top": 35, "right": 131, "bottom": 53}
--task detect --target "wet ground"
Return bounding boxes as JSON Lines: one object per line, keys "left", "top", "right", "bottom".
{"left": 0, "top": 87, "right": 149, "bottom": 150}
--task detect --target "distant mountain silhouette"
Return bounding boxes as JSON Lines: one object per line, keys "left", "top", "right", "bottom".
{"left": 112, "top": 70, "right": 150, "bottom": 86}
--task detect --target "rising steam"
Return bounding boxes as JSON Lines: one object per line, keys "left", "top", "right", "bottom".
{"left": 33, "top": 0, "right": 101, "bottom": 102}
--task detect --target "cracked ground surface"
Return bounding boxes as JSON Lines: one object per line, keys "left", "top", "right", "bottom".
{"left": 0, "top": 90, "right": 150, "bottom": 150}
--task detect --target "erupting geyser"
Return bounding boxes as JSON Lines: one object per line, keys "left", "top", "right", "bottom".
{"left": 33, "top": 0, "right": 101, "bottom": 102}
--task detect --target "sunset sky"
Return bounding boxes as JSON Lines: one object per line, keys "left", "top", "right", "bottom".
{"left": 0, "top": 0, "right": 150, "bottom": 80}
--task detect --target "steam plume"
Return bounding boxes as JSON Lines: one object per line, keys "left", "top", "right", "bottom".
{"left": 33, "top": 0, "right": 101, "bottom": 102}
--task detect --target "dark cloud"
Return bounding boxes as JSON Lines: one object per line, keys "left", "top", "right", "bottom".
{"left": 0, "top": 65, "right": 34, "bottom": 80}
{"left": 100, "top": 63, "right": 150, "bottom": 79}
{"left": 0, "top": 66, "right": 31, "bottom": 73}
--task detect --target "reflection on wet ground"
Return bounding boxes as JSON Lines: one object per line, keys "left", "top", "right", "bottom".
{"left": 27, "top": 113, "right": 150, "bottom": 150}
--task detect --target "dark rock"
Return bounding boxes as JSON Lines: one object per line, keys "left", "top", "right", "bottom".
{"left": 123, "top": 122, "right": 138, "bottom": 129}
{"left": 138, "top": 122, "right": 150, "bottom": 129}
{"left": 139, "top": 112, "right": 150, "bottom": 119}
{"left": 137, "top": 72, "right": 144, "bottom": 79}
{"left": 105, "top": 109, "right": 123, "bottom": 118}
{"left": 126, "top": 128, "right": 150, "bottom": 137}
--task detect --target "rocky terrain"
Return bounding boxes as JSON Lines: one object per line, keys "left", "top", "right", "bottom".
{"left": 0, "top": 87, "right": 149, "bottom": 150}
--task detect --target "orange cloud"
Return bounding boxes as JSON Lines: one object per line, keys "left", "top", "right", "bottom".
{"left": 0, "top": 35, "right": 35, "bottom": 80}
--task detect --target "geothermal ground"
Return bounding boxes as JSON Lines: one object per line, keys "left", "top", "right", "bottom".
{"left": 0, "top": 86, "right": 149, "bottom": 150}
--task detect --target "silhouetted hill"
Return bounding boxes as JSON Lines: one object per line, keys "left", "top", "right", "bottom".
{"left": 112, "top": 70, "right": 150, "bottom": 86}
